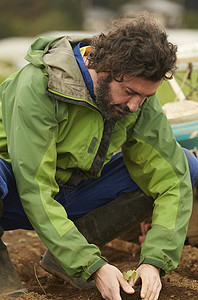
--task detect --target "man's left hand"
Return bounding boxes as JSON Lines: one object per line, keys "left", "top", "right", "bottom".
{"left": 133, "top": 264, "right": 162, "bottom": 300}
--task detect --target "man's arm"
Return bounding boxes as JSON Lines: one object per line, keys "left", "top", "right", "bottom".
{"left": 122, "top": 95, "right": 192, "bottom": 286}
{"left": 1, "top": 65, "right": 106, "bottom": 281}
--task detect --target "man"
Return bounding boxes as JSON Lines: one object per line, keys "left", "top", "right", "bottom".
{"left": 0, "top": 13, "right": 197, "bottom": 300}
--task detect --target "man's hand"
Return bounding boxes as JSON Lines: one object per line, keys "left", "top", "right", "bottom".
{"left": 92, "top": 263, "right": 134, "bottom": 300}
{"left": 134, "top": 264, "right": 162, "bottom": 300}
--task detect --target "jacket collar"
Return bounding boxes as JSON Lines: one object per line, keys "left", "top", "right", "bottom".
{"left": 43, "top": 37, "right": 97, "bottom": 107}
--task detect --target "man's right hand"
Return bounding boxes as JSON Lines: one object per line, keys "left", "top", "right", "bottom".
{"left": 92, "top": 263, "right": 135, "bottom": 300}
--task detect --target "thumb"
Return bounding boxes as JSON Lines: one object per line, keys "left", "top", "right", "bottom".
{"left": 119, "top": 276, "right": 135, "bottom": 295}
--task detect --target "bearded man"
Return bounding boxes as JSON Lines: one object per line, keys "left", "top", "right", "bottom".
{"left": 0, "top": 14, "right": 197, "bottom": 300}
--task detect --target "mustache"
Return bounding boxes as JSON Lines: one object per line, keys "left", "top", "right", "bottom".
{"left": 112, "top": 104, "right": 131, "bottom": 113}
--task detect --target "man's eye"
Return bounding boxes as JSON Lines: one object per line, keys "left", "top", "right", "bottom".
{"left": 126, "top": 90, "right": 135, "bottom": 96}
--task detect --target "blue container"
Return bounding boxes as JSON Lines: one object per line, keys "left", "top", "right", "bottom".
{"left": 171, "top": 119, "right": 198, "bottom": 150}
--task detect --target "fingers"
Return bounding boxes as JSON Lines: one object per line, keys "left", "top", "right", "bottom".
{"left": 93, "top": 264, "right": 134, "bottom": 300}
{"left": 136, "top": 264, "right": 162, "bottom": 300}
{"left": 140, "top": 277, "right": 161, "bottom": 300}
{"left": 118, "top": 273, "right": 135, "bottom": 295}
{"left": 100, "top": 285, "right": 122, "bottom": 300}
{"left": 93, "top": 263, "right": 162, "bottom": 300}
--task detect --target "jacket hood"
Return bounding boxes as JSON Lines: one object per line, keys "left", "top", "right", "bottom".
{"left": 25, "top": 34, "right": 95, "bottom": 105}
{"left": 25, "top": 36, "right": 61, "bottom": 68}
{"left": 25, "top": 34, "right": 93, "bottom": 69}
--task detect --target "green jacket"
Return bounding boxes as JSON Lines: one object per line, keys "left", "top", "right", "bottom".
{"left": 0, "top": 36, "right": 193, "bottom": 279}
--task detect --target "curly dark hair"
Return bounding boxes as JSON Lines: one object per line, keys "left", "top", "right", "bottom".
{"left": 88, "top": 13, "right": 177, "bottom": 82}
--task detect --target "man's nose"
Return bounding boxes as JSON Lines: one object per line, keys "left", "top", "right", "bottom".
{"left": 126, "top": 96, "right": 141, "bottom": 112}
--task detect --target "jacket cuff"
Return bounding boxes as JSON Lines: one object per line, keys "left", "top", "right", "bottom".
{"left": 81, "top": 257, "right": 108, "bottom": 282}
{"left": 138, "top": 256, "right": 166, "bottom": 277}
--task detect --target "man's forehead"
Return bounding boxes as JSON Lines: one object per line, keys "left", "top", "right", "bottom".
{"left": 121, "top": 75, "right": 162, "bottom": 97}
{"left": 122, "top": 74, "right": 157, "bottom": 83}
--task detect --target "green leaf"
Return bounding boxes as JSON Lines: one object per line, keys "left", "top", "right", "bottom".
{"left": 123, "top": 269, "right": 137, "bottom": 282}
{"left": 123, "top": 271, "right": 128, "bottom": 281}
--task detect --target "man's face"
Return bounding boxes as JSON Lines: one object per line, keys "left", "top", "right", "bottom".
{"left": 95, "top": 74, "right": 162, "bottom": 121}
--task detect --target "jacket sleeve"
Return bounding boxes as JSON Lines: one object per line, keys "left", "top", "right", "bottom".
{"left": 122, "top": 95, "right": 193, "bottom": 275}
{"left": 1, "top": 65, "right": 106, "bottom": 281}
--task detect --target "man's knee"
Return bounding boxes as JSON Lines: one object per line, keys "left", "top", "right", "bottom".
{"left": 183, "top": 148, "right": 198, "bottom": 186}
{"left": 0, "top": 198, "right": 3, "bottom": 218}
{"left": 0, "top": 198, "right": 4, "bottom": 238}
{"left": 74, "top": 189, "right": 153, "bottom": 246}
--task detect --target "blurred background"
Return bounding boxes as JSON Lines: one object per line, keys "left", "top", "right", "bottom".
{"left": 0, "top": 0, "right": 198, "bottom": 38}
{"left": 0, "top": 0, "right": 198, "bottom": 105}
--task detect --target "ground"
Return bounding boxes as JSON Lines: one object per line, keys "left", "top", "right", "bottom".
{"left": 1, "top": 231, "right": 197, "bottom": 299}
{"left": 1, "top": 193, "right": 198, "bottom": 300}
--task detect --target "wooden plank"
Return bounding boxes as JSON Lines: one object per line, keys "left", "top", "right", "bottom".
{"left": 105, "top": 238, "right": 140, "bottom": 256}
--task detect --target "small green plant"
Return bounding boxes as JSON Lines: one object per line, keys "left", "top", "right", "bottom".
{"left": 123, "top": 269, "right": 137, "bottom": 282}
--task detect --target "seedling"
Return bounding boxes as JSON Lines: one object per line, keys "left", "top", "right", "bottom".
{"left": 123, "top": 269, "right": 137, "bottom": 282}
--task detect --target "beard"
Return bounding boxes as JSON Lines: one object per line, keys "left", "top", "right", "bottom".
{"left": 95, "top": 74, "right": 131, "bottom": 121}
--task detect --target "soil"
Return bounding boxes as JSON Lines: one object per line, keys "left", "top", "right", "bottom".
{"left": 1, "top": 192, "right": 198, "bottom": 300}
